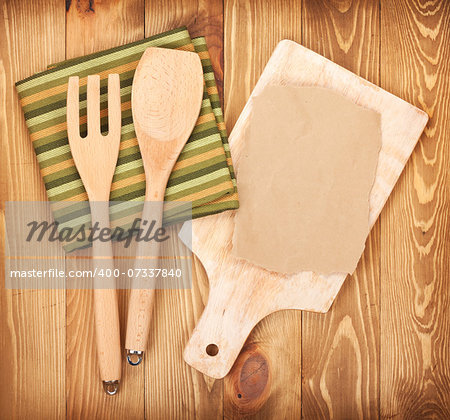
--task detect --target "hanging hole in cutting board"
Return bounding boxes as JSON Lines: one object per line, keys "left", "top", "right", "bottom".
{"left": 206, "top": 344, "right": 219, "bottom": 356}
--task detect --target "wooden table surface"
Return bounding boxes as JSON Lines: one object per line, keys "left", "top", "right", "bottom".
{"left": 0, "top": 0, "right": 449, "bottom": 419}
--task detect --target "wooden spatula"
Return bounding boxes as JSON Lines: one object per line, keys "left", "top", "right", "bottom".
{"left": 125, "top": 47, "right": 204, "bottom": 365}
{"left": 67, "top": 74, "right": 122, "bottom": 394}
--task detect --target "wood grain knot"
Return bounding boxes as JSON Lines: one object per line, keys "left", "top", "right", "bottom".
{"left": 329, "top": 0, "right": 353, "bottom": 14}
{"left": 225, "top": 344, "right": 272, "bottom": 415}
{"left": 69, "top": 0, "right": 95, "bottom": 15}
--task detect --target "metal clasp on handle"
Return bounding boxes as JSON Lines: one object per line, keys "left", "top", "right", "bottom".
{"left": 127, "top": 349, "right": 143, "bottom": 366}
{"left": 103, "top": 380, "right": 119, "bottom": 396}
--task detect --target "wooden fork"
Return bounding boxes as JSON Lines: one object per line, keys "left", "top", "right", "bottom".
{"left": 67, "top": 74, "right": 122, "bottom": 395}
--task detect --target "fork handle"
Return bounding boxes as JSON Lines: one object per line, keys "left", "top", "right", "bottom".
{"left": 90, "top": 202, "right": 122, "bottom": 385}
{"left": 125, "top": 199, "right": 164, "bottom": 361}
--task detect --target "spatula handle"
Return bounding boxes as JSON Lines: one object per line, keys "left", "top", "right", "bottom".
{"left": 125, "top": 200, "right": 164, "bottom": 361}
{"left": 90, "top": 202, "right": 122, "bottom": 390}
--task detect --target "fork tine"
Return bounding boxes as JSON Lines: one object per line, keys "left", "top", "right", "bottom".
{"left": 67, "top": 76, "right": 81, "bottom": 142}
{"left": 105, "top": 74, "right": 121, "bottom": 142}
{"left": 87, "top": 75, "right": 101, "bottom": 135}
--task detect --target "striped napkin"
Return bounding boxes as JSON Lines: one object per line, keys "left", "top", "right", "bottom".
{"left": 15, "top": 27, "right": 238, "bottom": 251}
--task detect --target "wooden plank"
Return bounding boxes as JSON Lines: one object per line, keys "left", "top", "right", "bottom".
{"left": 380, "top": 0, "right": 450, "bottom": 417}
{"left": 0, "top": 0, "right": 66, "bottom": 419}
{"left": 144, "top": 233, "right": 223, "bottom": 419}
{"left": 223, "top": 1, "right": 303, "bottom": 418}
{"left": 301, "top": 1, "right": 381, "bottom": 418}
{"left": 65, "top": 1, "right": 145, "bottom": 417}
{"left": 66, "top": 0, "right": 145, "bottom": 56}
{"left": 144, "top": 2, "right": 224, "bottom": 417}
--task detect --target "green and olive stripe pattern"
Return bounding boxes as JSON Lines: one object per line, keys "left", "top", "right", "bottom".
{"left": 16, "top": 27, "right": 238, "bottom": 251}
{"left": 192, "top": 37, "right": 239, "bottom": 215}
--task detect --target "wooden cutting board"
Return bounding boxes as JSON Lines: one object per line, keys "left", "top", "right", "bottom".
{"left": 182, "top": 40, "right": 429, "bottom": 379}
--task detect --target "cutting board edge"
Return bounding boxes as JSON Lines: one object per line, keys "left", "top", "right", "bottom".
{"left": 276, "top": 39, "right": 430, "bottom": 119}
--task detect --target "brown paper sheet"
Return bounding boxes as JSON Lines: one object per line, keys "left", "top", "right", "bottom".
{"left": 232, "top": 86, "right": 381, "bottom": 274}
